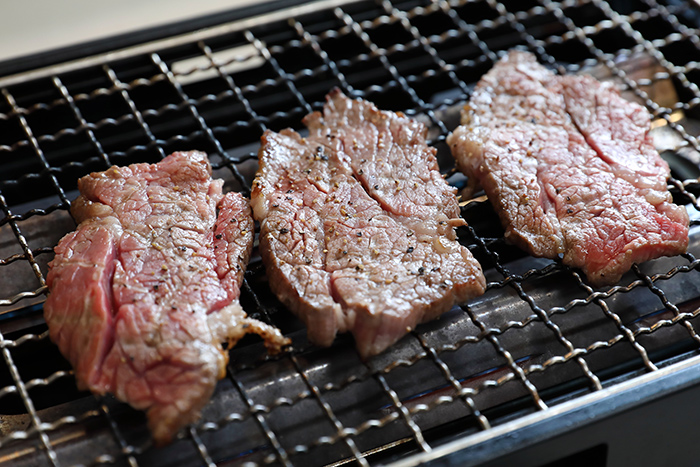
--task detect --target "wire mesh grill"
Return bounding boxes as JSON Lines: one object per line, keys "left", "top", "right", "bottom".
{"left": 1, "top": 0, "right": 700, "bottom": 465}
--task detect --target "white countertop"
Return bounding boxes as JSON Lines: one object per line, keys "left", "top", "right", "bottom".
{"left": 0, "top": 0, "right": 262, "bottom": 63}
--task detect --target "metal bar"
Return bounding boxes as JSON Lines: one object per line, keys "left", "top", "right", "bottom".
{"left": 290, "top": 19, "right": 355, "bottom": 96}
{"left": 103, "top": 64, "right": 167, "bottom": 160}
{"left": 372, "top": 370, "right": 432, "bottom": 453}
{"left": 1, "top": 89, "right": 72, "bottom": 211}
{"left": 439, "top": 0, "right": 499, "bottom": 65}
{"left": 195, "top": 39, "right": 267, "bottom": 182}
{"left": 633, "top": 264, "right": 700, "bottom": 345}
{"left": 464, "top": 304, "right": 549, "bottom": 411}
{"left": 0, "top": 206, "right": 65, "bottom": 227}
{"left": 0, "top": 286, "right": 46, "bottom": 308}
{"left": 0, "top": 118, "right": 117, "bottom": 156}
{"left": 503, "top": 274, "right": 603, "bottom": 390}
{"left": 289, "top": 355, "right": 370, "bottom": 467}
{"left": 0, "top": 96, "right": 67, "bottom": 121}
{"left": 334, "top": 7, "right": 449, "bottom": 136}
{"left": 7, "top": 80, "right": 251, "bottom": 155}
{"left": 198, "top": 41, "right": 268, "bottom": 135}
{"left": 95, "top": 397, "right": 140, "bottom": 467}
{"left": 413, "top": 332, "right": 491, "bottom": 431}
{"left": 380, "top": 0, "right": 471, "bottom": 97}
{"left": 52, "top": 76, "right": 113, "bottom": 169}
{"left": 642, "top": 0, "right": 700, "bottom": 52}
{"left": 0, "top": 198, "right": 46, "bottom": 312}
{"left": 228, "top": 371, "right": 293, "bottom": 467}
{"left": 0, "top": 331, "right": 59, "bottom": 465}
{"left": 579, "top": 274, "right": 660, "bottom": 371}
{"left": 595, "top": 0, "right": 700, "bottom": 103}
{"left": 244, "top": 30, "right": 313, "bottom": 116}
{"left": 671, "top": 178, "right": 700, "bottom": 214}
{"left": 188, "top": 426, "right": 216, "bottom": 467}
{"left": 151, "top": 52, "right": 249, "bottom": 191}
{"left": 462, "top": 214, "right": 604, "bottom": 400}
{"left": 0, "top": 250, "right": 53, "bottom": 266}
{"left": 0, "top": 330, "right": 48, "bottom": 350}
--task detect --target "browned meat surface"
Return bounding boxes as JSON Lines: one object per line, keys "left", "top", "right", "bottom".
{"left": 448, "top": 51, "right": 689, "bottom": 286}
{"left": 44, "top": 151, "right": 288, "bottom": 445}
{"left": 252, "top": 90, "right": 486, "bottom": 358}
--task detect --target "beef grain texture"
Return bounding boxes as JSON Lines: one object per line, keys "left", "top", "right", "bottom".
{"left": 448, "top": 51, "right": 689, "bottom": 286}
{"left": 44, "top": 151, "right": 289, "bottom": 445}
{"left": 252, "top": 90, "right": 486, "bottom": 358}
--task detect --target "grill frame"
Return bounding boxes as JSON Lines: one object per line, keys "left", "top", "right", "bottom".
{"left": 395, "top": 352, "right": 700, "bottom": 466}
{"left": 1, "top": 0, "right": 700, "bottom": 466}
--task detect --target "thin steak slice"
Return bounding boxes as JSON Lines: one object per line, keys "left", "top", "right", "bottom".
{"left": 44, "top": 151, "right": 289, "bottom": 445}
{"left": 448, "top": 51, "right": 689, "bottom": 286}
{"left": 252, "top": 90, "right": 486, "bottom": 358}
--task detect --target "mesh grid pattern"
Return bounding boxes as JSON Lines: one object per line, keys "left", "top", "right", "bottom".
{"left": 1, "top": 0, "right": 700, "bottom": 465}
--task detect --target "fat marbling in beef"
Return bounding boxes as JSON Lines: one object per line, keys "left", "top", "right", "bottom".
{"left": 44, "top": 151, "right": 289, "bottom": 445}
{"left": 448, "top": 51, "right": 689, "bottom": 286}
{"left": 252, "top": 90, "right": 486, "bottom": 358}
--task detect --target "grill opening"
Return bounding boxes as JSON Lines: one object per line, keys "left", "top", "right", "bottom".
{"left": 2, "top": 0, "right": 700, "bottom": 466}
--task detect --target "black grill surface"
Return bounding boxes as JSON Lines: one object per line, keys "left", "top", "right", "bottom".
{"left": 1, "top": 0, "right": 700, "bottom": 466}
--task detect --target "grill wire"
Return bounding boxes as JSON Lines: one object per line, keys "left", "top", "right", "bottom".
{"left": 1, "top": 0, "right": 700, "bottom": 465}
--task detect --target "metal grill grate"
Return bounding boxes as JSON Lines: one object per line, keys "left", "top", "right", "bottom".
{"left": 2, "top": 0, "right": 700, "bottom": 465}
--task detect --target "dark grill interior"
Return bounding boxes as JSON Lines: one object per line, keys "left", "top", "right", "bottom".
{"left": 2, "top": 0, "right": 700, "bottom": 465}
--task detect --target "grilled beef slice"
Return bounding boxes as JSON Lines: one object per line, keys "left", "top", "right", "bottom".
{"left": 252, "top": 90, "right": 486, "bottom": 358}
{"left": 44, "top": 151, "right": 288, "bottom": 445}
{"left": 448, "top": 51, "right": 689, "bottom": 286}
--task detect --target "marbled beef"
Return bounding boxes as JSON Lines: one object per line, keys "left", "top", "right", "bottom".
{"left": 252, "top": 90, "right": 486, "bottom": 358}
{"left": 448, "top": 51, "right": 689, "bottom": 286}
{"left": 44, "top": 151, "right": 288, "bottom": 445}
